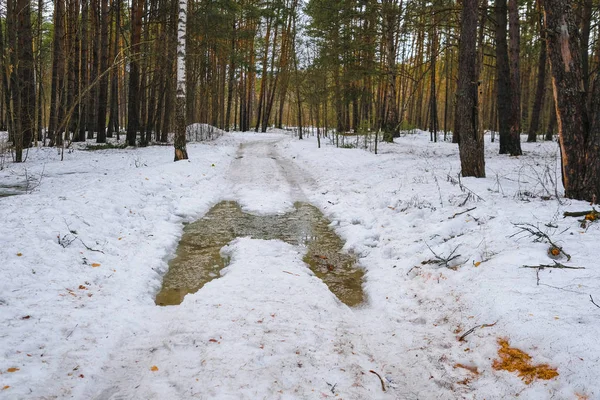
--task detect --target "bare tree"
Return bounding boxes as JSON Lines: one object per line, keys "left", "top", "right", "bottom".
{"left": 174, "top": 0, "right": 188, "bottom": 161}
{"left": 456, "top": 0, "right": 485, "bottom": 177}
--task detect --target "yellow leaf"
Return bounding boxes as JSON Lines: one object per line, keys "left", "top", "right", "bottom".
{"left": 151, "top": 365, "right": 158, "bottom": 372}
{"left": 2, "top": 386, "right": 9, "bottom": 390}
{"left": 7, "top": 368, "right": 19, "bottom": 373}
{"left": 91, "top": 263, "right": 101, "bottom": 268}
{"left": 16, "top": 253, "right": 22, "bottom": 257}
{"left": 118, "top": 237, "right": 122, "bottom": 240}
{"left": 473, "top": 261, "right": 481, "bottom": 267}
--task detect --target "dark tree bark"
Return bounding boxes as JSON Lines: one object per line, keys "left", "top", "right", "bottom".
{"left": 456, "top": 0, "right": 485, "bottom": 177}
{"left": 225, "top": 21, "right": 236, "bottom": 131}
{"left": 66, "top": 0, "right": 80, "bottom": 139}
{"left": 87, "top": 0, "right": 99, "bottom": 139}
{"left": 544, "top": 0, "right": 599, "bottom": 202}
{"left": 107, "top": 0, "right": 121, "bottom": 138}
{"left": 579, "top": 0, "right": 592, "bottom": 95}
{"left": 382, "top": 0, "right": 399, "bottom": 141}
{"left": 16, "top": 0, "right": 35, "bottom": 154}
{"left": 48, "top": 0, "right": 65, "bottom": 146}
{"left": 496, "top": 0, "right": 513, "bottom": 155}
{"left": 0, "top": 13, "right": 14, "bottom": 140}
{"left": 507, "top": 0, "right": 522, "bottom": 155}
{"left": 429, "top": 20, "right": 438, "bottom": 143}
{"left": 78, "top": 0, "right": 89, "bottom": 142}
{"left": 527, "top": 11, "right": 547, "bottom": 142}
{"left": 127, "top": 0, "right": 144, "bottom": 146}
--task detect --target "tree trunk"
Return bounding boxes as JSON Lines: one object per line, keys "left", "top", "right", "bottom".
{"left": 544, "top": 0, "right": 599, "bottom": 202}
{"left": 507, "top": 0, "right": 522, "bottom": 155}
{"left": 48, "top": 0, "right": 65, "bottom": 146}
{"left": 495, "top": 0, "right": 511, "bottom": 154}
{"left": 174, "top": 0, "right": 188, "bottom": 161}
{"left": 78, "top": 0, "right": 89, "bottom": 142}
{"left": 127, "top": 0, "right": 143, "bottom": 146}
{"left": 527, "top": 11, "right": 547, "bottom": 142}
{"left": 107, "top": 0, "right": 121, "bottom": 138}
{"left": 95, "top": 0, "right": 109, "bottom": 143}
{"left": 456, "top": 0, "right": 485, "bottom": 177}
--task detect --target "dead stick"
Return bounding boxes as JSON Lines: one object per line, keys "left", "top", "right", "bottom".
{"left": 78, "top": 238, "right": 105, "bottom": 254}
{"left": 591, "top": 295, "right": 600, "bottom": 309}
{"left": 448, "top": 207, "right": 477, "bottom": 220}
{"left": 458, "top": 321, "right": 497, "bottom": 341}
{"left": 522, "top": 263, "right": 584, "bottom": 270}
{"left": 563, "top": 209, "right": 598, "bottom": 218}
{"left": 369, "top": 370, "right": 386, "bottom": 392}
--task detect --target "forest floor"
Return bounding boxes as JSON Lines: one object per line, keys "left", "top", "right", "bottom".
{"left": 0, "top": 130, "right": 599, "bottom": 400}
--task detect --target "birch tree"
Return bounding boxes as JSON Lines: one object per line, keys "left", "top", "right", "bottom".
{"left": 174, "top": 0, "right": 189, "bottom": 161}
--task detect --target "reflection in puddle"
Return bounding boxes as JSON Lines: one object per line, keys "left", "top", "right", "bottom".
{"left": 155, "top": 201, "right": 363, "bottom": 307}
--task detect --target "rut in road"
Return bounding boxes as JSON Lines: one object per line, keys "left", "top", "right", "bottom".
{"left": 227, "top": 140, "right": 316, "bottom": 213}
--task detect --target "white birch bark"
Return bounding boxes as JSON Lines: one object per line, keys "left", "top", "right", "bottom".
{"left": 174, "top": 0, "right": 188, "bottom": 161}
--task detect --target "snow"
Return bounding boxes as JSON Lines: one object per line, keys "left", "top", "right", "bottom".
{"left": 1, "top": 130, "right": 599, "bottom": 399}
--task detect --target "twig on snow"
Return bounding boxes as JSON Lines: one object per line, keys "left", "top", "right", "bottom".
{"left": 424, "top": 242, "right": 461, "bottom": 268}
{"left": 590, "top": 295, "right": 600, "bottom": 309}
{"left": 448, "top": 207, "right": 477, "bottom": 220}
{"left": 458, "top": 321, "right": 498, "bottom": 342}
{"left": 66, "top": 324, "right": 79, "bottom": 340}
{"left": 563, "top": 209, "right": 599, "bottom": 218}
{"left": 511, "top": 223, "right": 571, "bottom": 261}
{"left": 369, "top": 370, "right": 386, "bottom": 392}
{"left": 78, "top": 238, "right": 105, "bottom": 254}
{"left": 521, "top": 262, "right": 584, "bottom": 270}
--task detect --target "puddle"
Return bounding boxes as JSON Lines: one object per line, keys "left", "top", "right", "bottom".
{"left": 155, "top": 201, "right": 364, "bottom": 307}
{"left": 0, "top": 183, "right": 26, "bottom": 198}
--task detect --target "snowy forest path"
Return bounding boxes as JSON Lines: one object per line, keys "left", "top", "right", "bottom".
{"left": 82, "top": 137, "right": 391, "bottom": 400}
{"left": 225, "top": 138, "right": 317, "bottom": 214}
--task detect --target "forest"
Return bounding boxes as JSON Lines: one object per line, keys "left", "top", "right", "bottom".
{"left": 1, "top": 0, "right": 599, "bottom": 201}
{"left": 2, "top": 1, "right": 600, "bottom": 398}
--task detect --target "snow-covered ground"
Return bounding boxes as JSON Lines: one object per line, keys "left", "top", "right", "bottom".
{"left": 1, "top": 131, "right": 598, "bottom": 399}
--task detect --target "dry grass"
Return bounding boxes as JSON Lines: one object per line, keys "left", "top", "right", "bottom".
{"left": 492, "top": 338, "right": 559, "bottom": 384}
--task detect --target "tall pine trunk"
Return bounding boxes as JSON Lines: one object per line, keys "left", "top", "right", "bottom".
{"left": 507, "top": 0, "right": 522, "bottom": 155}
{"left": 127, "top": 0, "right": 143, "bottom": 146}
{"left": 544, "top": 0, "right": 600, "bottom": 202}
{"left": 456, "top": 0, "right": 485, "bottom": 177}
{"left": 527, "top": 11, "right": 547, "bottom": 142}
{"left": 496, "top": 0, "right": 512, "bottom": 154}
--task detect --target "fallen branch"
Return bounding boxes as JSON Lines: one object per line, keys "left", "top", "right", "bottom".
{"left": 521, "top": 261, "right": 584, "bottom": 270}
{"left": 369, "top": 370, "right": 386, "bottom": 392}
{"left": 78, "top": 238, "right": 105, "bottom": 254}
{"left": 448, "top": 207, "right": 477, "bottom": 220}
{"left": 458, "top": 321, "right": 497, "bottom": 342}
{"left": 511, "top": 223, "right": 571, "bottom": 261}
{"left": 424, "top": 242, "right": 461, "bottom": 268}
{"left": 590, "top": 295, "right": 600, "bottom": 309}
{"left": 66, "top": 324, "right": 79, "bottom": 340}
{"left": 563, "top": 209, "right": 598, "bottom": 218}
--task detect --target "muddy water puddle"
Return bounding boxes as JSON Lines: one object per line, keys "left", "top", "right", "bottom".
{"left": 155, "top": 201, "right": 364, "bottom": 307}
